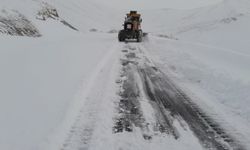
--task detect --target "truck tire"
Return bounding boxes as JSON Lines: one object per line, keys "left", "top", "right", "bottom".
{"left": 118, "top": 30, "right": 125, "bottom": 42}
{"left": 137, "top": 30, "right": 143, "bottom": 42}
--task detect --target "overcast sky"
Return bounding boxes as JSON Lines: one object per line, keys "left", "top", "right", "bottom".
{"left": 94, "top": 0, "right": 223, "bottom": 10}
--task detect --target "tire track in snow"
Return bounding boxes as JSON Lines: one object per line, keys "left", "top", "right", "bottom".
{"left": 61, "top": 43, "right": 120, "bottom": 150}
{"left": 113, "top": 42, "right": 246, "bottom": 150}
{"left": 114, "top": 44, "right": 183, "bottom": 140}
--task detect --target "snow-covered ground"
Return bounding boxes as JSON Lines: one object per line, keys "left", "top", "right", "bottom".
{"left": 1, "top": 0, "right": 250, "bottom": 149}
{"left": 0, "top": 0, "right": 119, "bottom": 149}
{"left": 142, "top": 0, "right": 250, "bottom": 147}
{"left": 0, "top": 32, "right": 120, "bottom": 150}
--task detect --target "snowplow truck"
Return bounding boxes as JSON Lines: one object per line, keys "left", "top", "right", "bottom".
{"left": 118, "top": 11, "right": 143, "bottom": 42}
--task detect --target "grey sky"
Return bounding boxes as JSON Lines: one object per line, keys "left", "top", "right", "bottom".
{"left": 94, "top": 0, "right": 223, "bottom": 10}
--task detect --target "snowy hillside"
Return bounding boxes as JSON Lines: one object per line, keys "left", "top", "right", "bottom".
{"left": 144, "top": 0, "right": 250, "bottom": 49}
{"left": 0, "top": 0, "right": 118, "bottom": 36}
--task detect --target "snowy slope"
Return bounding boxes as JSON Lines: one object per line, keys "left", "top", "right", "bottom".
{"left": 47, "top": 0, "right": 119, "bottom": 31}
{"left": 0, "top": 0, "right": 119, "bottom": 36}
{"left": 143, "top": 0, "right": 250, "bottom": 50}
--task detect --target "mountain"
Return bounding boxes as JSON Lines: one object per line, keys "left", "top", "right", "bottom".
{"left": 0, "top": 0, "right": 118, "bottom": 37}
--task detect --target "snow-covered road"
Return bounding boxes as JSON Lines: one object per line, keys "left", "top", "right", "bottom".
{"left": 60, "top": 42, "right": 121, "bottom": 150}
{"left": 1, "top": 0, "right": 250, "bottom": 149}
{"left": 57, "top": 38, "right": 247, "bottom": 150}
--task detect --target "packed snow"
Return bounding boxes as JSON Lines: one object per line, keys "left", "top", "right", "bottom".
{"left": 1, "top": 0, "right": 250, "bottom": 149}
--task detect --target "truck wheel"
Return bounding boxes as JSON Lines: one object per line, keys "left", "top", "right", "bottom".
{"left": 118, "top": 30, "right": 125, "bottom": 42}
{"left": 137, "top": 31, "right": 143, "bottom": 42}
